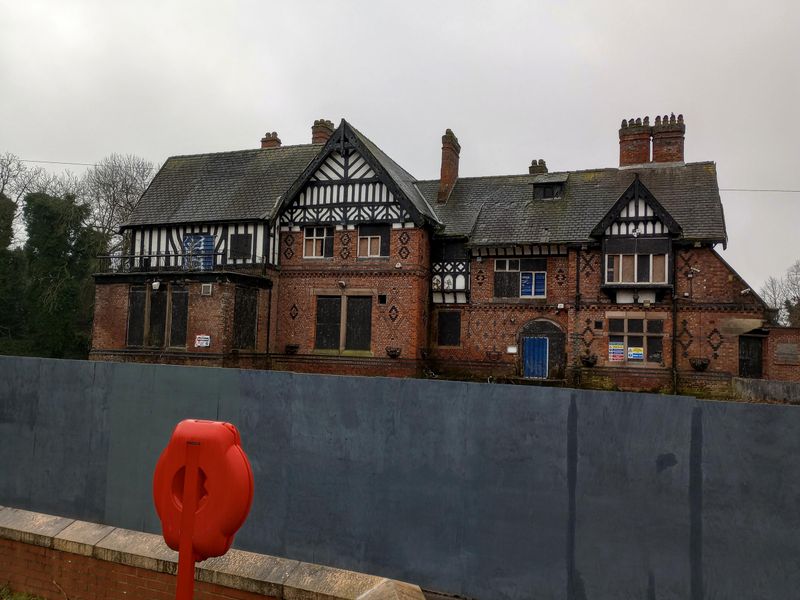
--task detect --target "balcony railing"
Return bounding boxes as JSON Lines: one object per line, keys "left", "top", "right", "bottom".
{"left": 96, "top": 253, "right": 268, "bottom": 275}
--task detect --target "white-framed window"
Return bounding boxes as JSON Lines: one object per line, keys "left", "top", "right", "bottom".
{"left": 357, "top": 225, "right": 389, "bottom": 258}
{"left": 607, "top": 316, "right": 665, "bottom": 364}
{"left": 495, "top": 259, "right": 547, "bottom": 298}
{"left": 303, "top": 226, "right": 334, "bottom": 258}
{"left": 606, "top": 253, "right": 667, "bottom": 284}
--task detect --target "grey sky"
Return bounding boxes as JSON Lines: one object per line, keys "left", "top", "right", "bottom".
{"left": 2, "top": 0, "right": 798, "bottom": 292}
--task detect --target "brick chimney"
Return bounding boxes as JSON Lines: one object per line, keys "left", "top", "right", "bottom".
{"left": 652, "top": 113, "right": 685, "bottom": 163}
{"left": 311, "top": 119, "right": 335, "bottom": 144}
{"left": 260, "top": 132, "right": 281, "bottom": 149}
{"left": 619, "top": 117, "right": 651, "bottom": 166}
{"left": 529, "top": 159, "right": 548, "bottom": 174}
{"left": 437, "top": 129, "right": 461, "bottom": 203}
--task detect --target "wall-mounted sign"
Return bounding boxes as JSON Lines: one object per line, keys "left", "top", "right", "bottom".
{"left": 608, "top": 341, "right": 625, "bottom": 362}
{"left": 507, "top": 345, "right": 518, "bottom": 354}
{"left": 195, "top": 335, "right": 211, "bottom": 348}
{"left": 627, "top": 346, "right": 644, "bottom": 360}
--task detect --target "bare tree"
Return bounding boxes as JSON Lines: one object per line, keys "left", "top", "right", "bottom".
{"left": 760, "top": 275, "right": 788, "bottom": 325}
{"left": 760, "top": 260, "right": 800, "bottom": 327}
{"left": 83, "top": 153, "right": 156, "bottom": 252}
{"left": 0, "top": 152, "right": 49, "bottom": 243}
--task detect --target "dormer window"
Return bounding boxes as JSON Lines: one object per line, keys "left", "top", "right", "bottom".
{"left": 533, "top": 183, "right": 563, "bottom": 200}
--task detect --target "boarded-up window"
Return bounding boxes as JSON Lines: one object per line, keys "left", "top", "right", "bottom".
{"left": 358, "top": 225, "right": 390, "bottom": 257}
{"left": 169, "top": 285, "right": 188, "bottom": 347}
{"left": 494, "top": 271, "right": 519, "bottom": 297}
{"left": 345, "top": 296, "right": 372, "bottom": 351}
{"left": 652, "top": 254, "right": 666, "bottom": 282}
{"left": 230, "top": 233, "right": 253, "bottom": 260}
{"left": 621, "top": 255, "right": 635, "bottom": 282}
{"left": 127, "top": 286, "right": 146, "bottom": 346}
{"left": 233, "top": 287, "right": 258, "bottom": 350}
{"left": 315, "top": 296, "right": 341, "bottom": 350}
{"left": 148, "top": 289, "right": 167, "bottom": 348}
{"left": 438, "top": 311, "right": 461, "bottom": 346}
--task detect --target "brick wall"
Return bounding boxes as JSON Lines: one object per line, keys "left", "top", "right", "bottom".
{"left": 0, "top": 507, "right": 423, "bottom": 600}
{"left": 763, "top": 327, "right": 800, "bottom": 381}
{"left": 271, "top": 227, "right": 429, "bottom": 376}
{"left": 91, "top": 279, "right": 270, "bottom": 370}
{"left": 0, "top": 538, "right": 278, "bottom": 600}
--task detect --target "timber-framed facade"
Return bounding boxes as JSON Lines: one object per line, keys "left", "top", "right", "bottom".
{"left": 90, "top": 115, "right": 797, "bottom": 395}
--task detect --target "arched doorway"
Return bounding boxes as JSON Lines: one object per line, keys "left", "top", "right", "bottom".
{"left": 519, "top": 319, "right": 566, "bottom": 379}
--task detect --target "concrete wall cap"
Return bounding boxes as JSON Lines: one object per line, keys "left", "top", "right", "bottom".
{"left": 0, "top": 506, "right": 74, "bottom": 548}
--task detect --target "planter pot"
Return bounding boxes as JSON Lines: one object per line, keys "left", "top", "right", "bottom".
{"left": 285, "top": 344, "right": 300, "bottom": 355}
{"left": 580, "top": 354, "right": 598, "bottom": 368}
{"left": 689, "top": 357, "right": 710, "bottom": 372}
{"left": 386, "top": 346, "right": 401, "bottom": 359}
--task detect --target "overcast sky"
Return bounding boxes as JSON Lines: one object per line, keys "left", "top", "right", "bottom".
{"left": 2, "top": 0, "right": 798, "bottom": 291}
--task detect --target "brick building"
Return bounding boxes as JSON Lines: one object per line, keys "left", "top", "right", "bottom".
{"left": 91, "top": 115, "right": 793, "bottom": 394}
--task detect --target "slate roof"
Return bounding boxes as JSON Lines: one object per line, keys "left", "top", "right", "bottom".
{"left": 416, "top": 161, "right": 727, "bottom": 246}
{"left": 123, "top": 145, "right": 320, "bottom": 227}
{"left": 346, "top": 122, "right": 441, "bottom": 224}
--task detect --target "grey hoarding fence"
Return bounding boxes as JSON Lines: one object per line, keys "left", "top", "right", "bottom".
{"left": 1, "top": 356, "right": 799, "bottom": 599}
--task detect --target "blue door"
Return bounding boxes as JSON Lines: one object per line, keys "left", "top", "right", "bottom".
{"left": 523, "top": 337, "right": 549, "bottom": 379}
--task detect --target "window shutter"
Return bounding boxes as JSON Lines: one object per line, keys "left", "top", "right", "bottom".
{"left": 233, "top": 287, "right": 258, "bottom": 350}
{"left": 345, "top": 296, "right": 372, "bottom": 350}
{"left": 148, "top": 289, "right": 167, "bottom": 347}
{"left": 494, "top": 272, "right": 520, "bottom": 298}
{"left": 437, "top": 312, "right": 461, "bottom": 346}
{"left": 315, "top": 296, "right": 341, "bottom": 350}
{"left": 169, "top": 285, "right": 188, "bottom": 347}
{"left": 324, "top": 228, "right": 334, "bottom": 257}
{"left": 126, "top": 286, "right": 146, "bottom": 346}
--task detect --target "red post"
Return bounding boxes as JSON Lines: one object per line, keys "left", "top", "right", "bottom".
{"left": 176, "top": 441, "right": 200, "bottom": 600}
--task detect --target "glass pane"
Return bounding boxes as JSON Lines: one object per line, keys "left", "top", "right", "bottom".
{"left": 508, "top": 259, "right": 520, "bottom": 271}
{"left": 647, "top": 336, "right": 663, "bottom": 362}
{"left": 653, "top": 254, "right": 666, "bottom": 282}
{"left": 495, "top": 259, "right": 506, "bottom": 272}
{"left": 628, "top": 319, "right": 644, "bottom": 333}
{"left": 637, "top": 254, "right": 651, "bottom": 283}
{"left": 608, "top": 318, "right": 625, "bottom": 333}
{"left": 534, "top": 272, "right": 546, "bottom": 296}
{"left": 304, "top": 239, "right": 315, "bottom": 256}
{"left": 520, "top": 272, "right": 533, "bottom": 296}
{"left": 627, "top": 336, "right": 644, "bottom": 361}
{"left": 358, "top": 237, "right": 368, "bottom": 256}
{"left": 647, "top": 319, "right": 664, "bottom": 333}
{"left": 621, "top": 255, "right": 635, "bottom": 282}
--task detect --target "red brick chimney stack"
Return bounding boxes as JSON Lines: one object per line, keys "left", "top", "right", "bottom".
{"left": 311, "top": 119, "right": 335, "bottom": 144}
{"left": 652, "top": 113, "right": 685, "bottom": 163}
{"left": 437, "top": 129, "right": 461, "bottom": 203}
{"left": 260, "top": 132, "right": 281, "bottom": 149}
{"left": 619, "top": 117, "right": 651, "bottom": 166}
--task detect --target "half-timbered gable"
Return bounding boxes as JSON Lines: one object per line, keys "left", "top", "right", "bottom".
{"left": 273, "top": 121, "right": 440, "bottom": 231}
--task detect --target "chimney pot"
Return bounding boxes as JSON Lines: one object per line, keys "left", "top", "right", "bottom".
{"left": 260, "top": 131, "right": 282, "bottom": 149}
{"left": 437, "top": 129, "right": 461, "bottom": 203}
{"left": 311, "top": 119, "right": 335, "bottom": 144}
